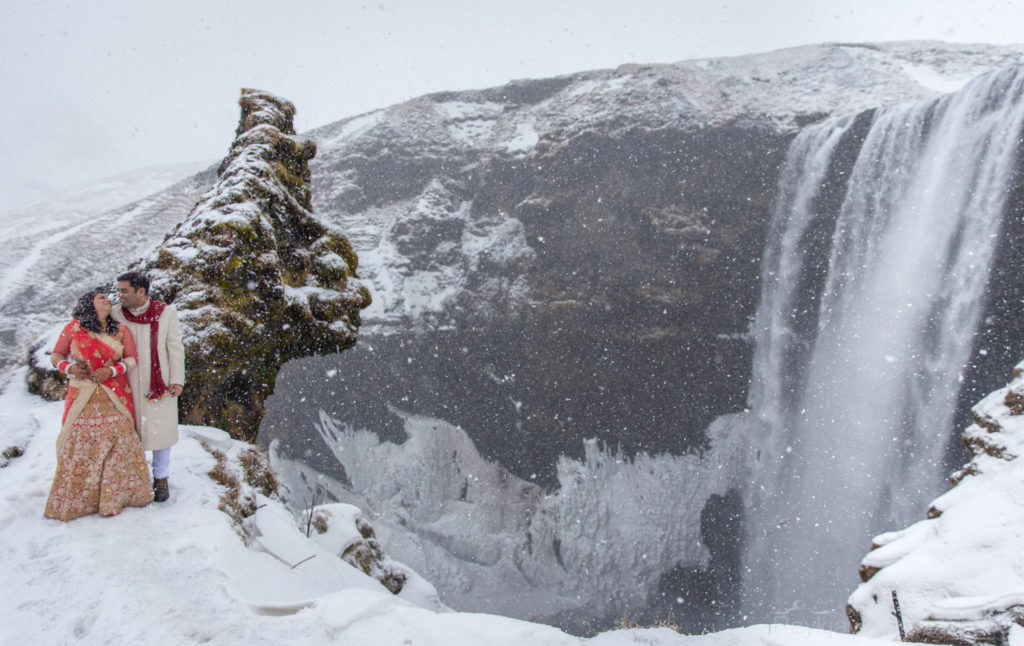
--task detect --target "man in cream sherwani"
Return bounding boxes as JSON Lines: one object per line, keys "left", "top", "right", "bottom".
{"left": 113, "top": 271, "right": 185, "bottom": 503}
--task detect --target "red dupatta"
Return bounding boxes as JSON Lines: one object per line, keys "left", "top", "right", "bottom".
{"left": 56, "top": 320, "right": 136, "bottom": 426}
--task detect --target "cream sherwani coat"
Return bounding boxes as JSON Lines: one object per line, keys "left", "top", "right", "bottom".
{"left": 112, "top": 301, "right": 185, "bottom": 451}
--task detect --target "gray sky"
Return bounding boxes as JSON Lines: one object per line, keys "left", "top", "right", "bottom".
{"left": 2, "top": 0, "right": 1022, "bottom": 213}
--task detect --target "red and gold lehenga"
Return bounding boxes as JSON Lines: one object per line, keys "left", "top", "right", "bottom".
{"left": 44, "top": 320, "right": 154, "bottom": 521}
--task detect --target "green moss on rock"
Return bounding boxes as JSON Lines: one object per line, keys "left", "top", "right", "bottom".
{"left": 131, "top": 89, "right": 370, "bottom": 441}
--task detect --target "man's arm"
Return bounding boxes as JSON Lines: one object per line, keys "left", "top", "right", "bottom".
{"left": 165, "top": 305, "right": 186, "bottom": 396}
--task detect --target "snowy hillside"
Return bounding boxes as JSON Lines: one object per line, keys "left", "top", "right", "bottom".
{"left": 0, "top": 162, "right": 215, "bottom": 367}
{"left": 0, "top": 369, "right": 919, "bottom": 646}
{"left": 0, "top": 161, "right": 212, "bottom": 226}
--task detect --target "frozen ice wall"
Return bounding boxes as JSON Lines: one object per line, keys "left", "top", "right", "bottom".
{"left": 269, "top": 408, "right": 750, "bottom": 633}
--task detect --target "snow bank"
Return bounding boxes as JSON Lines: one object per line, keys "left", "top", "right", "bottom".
{"left": 849, "top": 359, "right": 1024, "bottom": 644}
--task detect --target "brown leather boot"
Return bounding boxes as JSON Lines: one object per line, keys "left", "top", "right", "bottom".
{"left": 153, "top": 478, "right": 170, "bottom": 503}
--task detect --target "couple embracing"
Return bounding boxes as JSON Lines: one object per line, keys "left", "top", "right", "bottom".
{"left": 44, "top": 271, "right": 185, "bottom": 521}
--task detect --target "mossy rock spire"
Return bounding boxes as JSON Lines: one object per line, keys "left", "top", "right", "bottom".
{"left": 136, "top": 88, "right": 370, "bottom": 440}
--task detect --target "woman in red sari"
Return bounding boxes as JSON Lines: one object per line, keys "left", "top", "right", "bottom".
{"left": 44, "top": 288, "right": 154, "bottom": 520}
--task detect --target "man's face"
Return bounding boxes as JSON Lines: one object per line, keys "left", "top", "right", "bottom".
{"left": 116, "top": 281, "right": 147, "bottom": 309}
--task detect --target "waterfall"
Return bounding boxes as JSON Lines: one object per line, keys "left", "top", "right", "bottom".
{"left": 741, "top": 65, "right": 1024, "bottom": 623}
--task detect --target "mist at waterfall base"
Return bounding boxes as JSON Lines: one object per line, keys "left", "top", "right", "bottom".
{"left": 261, "top": 64, "right": 1024, "bottom": 633}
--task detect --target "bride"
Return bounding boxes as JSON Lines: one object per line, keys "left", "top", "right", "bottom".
{"left": 44, "top": 288, "right": 154, "bottom": 520}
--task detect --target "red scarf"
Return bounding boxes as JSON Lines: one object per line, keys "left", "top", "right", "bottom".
{"left": 121, "top": 300, "right": 171, "bottom": 401}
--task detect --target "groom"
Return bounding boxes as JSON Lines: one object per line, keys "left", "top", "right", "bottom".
{"left": 113, "top": 271, "right": 185, "bottom": 503}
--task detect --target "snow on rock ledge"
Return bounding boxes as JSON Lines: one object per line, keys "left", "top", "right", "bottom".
{"left": 135, "top": 89, "right": 371, "bottom": 440}
{"left": 848, "top": 359, "right": 1024, "bottom": 645}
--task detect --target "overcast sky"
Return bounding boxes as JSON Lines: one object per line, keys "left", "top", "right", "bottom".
{"left": 2, "top": 0, "right": 1022, "bottom": 213}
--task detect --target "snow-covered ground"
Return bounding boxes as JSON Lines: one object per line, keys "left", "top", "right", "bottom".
{"left": 0, "top": 368, "right": 904, "bottom": 646}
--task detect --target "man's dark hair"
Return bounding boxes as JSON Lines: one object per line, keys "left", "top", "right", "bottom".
{"left": 73, "top": 287, "right": 120, "bottom": 335}
{"left": 117, "top": 271, "right": 150, "bottom": 294}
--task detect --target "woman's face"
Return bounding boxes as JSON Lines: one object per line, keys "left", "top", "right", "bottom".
{"left": 92, "top": 292, "right": 112, "bottom": 318}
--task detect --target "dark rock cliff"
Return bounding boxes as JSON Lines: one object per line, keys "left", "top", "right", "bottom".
{"left": 263, "top": 119, "right": 787, "bottom": 486}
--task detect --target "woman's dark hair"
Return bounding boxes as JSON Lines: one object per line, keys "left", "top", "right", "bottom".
{"left": 73, "top": 288, "right": 119, "bottom": 335}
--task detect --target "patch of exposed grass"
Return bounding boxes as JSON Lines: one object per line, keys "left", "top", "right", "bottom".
{"left": 311, "top": 510, "right": 329, "bottom": 534}
{"left": 200, "top": 440, "right": 258, "bottom": 540}
{"left": 2, "top": 445, "right": 24, "bottom": 460}
{"left": 615, "top": 611, "right": 681, "bottom": 633}
{"left": 238, "top": 446, "right": 279, "bottom": 498}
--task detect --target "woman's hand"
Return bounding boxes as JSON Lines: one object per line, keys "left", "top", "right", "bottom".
{"left": 91, "top": 367, "right": 114, "bottom": 383}
{"left": 68, "top": 361, "right": 92, "bottom": 379}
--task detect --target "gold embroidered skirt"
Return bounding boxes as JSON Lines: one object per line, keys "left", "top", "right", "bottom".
{"left": 45, "top": 388, "right": 154, "bottom": 521}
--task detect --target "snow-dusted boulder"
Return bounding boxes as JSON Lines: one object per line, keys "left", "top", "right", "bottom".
{"left": 132, "top": 89, "right": 370, "bottom": 440}
{"left": 23, "top": 324, "right": 66, "bottom": 402}
{"left": 848, "top": 359, "right": 1024, "bottom": 644}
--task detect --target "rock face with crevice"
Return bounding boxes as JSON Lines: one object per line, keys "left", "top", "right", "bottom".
{"left": 134, "top": 89, "right": 370, "bottom": 439}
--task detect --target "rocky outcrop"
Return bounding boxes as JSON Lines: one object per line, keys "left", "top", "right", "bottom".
{"left": 24, "top": 341, "right": 67, "bottom": 402}
{"left": 134, "top": 89, "right": 370, "bottom": 440}
{"left": 847, "top": 359, "right": 1024, "bottom": 644}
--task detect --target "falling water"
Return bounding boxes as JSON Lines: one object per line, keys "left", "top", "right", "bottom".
{"left": 741, "top": 65, "right": 1024, "bottom": 622}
